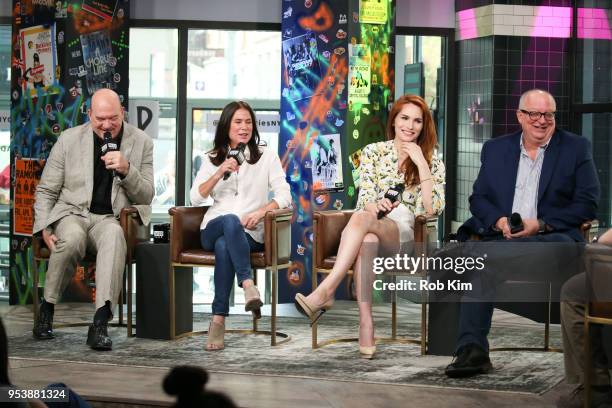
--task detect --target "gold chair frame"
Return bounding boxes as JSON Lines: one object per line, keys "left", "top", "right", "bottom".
{"left": 311, "top": 211, "right": 437, "bottom": 355}
{"left": 32, "top": 207, "right": 150, "bottom": 336}
{"left": 168, "top": 206, "right": 292, "bottom": 346}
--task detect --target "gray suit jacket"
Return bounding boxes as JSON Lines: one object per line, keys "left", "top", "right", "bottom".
{"left": 33, "top": 122, "right": 154, "bottom": 234}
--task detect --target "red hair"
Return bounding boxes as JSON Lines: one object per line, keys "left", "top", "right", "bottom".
{"left": 386, "top": 94, "right": 438, "bottom": 187}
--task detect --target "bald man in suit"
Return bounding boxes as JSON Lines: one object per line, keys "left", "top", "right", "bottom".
{"left": 33, "top": 89, "right": 154, "bottom": 350}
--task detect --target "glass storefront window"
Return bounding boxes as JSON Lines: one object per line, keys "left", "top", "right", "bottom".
{"left": 187, "top": 30, "right": 281, "bottom": 100}
{"left": 582, "top": 112, "right": 612, "bottom": 229}
{"left": 187, "top": 29, "right": 281, "bottom": 306}
{"left": 128, "top": 28, "right": 179, "bottom": 214}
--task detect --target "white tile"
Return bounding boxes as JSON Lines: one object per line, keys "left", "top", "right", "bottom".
{"left": 535, "top": 6, "right": 553, "bottom": 16}
{"left": 480, "top": 25, "right": 493, "bottom": 37}
{"left": 493, "top": 4, "right": 515, "bottom": 15}
{"left": 494, "top": 25, "right": 515, "bottom": 36}
{"left": 493, "top": 14, "right": 505, "bottom": 25}
{"left": 475, "top": 5, "right": 493, "bottom": 18}
{"left": 523, "top": 15, "right": 537, "bottom": 26}
{"left": 514, "top": 5, "right": 534, "bottom": 16}
{"left": 514, "top": 26, "right": 532, "bottom": 37}
{"left": 504, "top": 15, "right": 524, "bottom": 26}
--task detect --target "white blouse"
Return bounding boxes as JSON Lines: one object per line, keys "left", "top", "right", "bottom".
{"left": 190, "top": 146, "right": 292, "bottom": 243}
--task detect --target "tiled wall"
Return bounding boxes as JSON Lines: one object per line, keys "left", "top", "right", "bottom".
{"left": 492, "top": 35, "right": 570, "bottom": 137}
{"left": 455, "top": 37, "right": 493, "bottom": 223}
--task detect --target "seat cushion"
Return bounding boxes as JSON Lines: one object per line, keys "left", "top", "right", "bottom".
{"left": 320, "top": 256, "right": 337, "bottom": 270}
{"left": 178, "top": 249, "right": 266, "bottom": 268}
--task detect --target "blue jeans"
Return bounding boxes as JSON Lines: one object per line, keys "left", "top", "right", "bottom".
{"left": 456, "top": 232, "right": 578, "bottom": 352}
{"left": 201, "top": 214, "right": 264, "bottom": 316}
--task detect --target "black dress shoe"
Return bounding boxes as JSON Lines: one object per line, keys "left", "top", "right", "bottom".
{"left": 33, "top": 300, "right": 55, "bottom": 340}
{"left": 445, "top": 343, "right": 492, "bottom": 378}
{"left": 86, "top": 323, "right": 112, "bottom": 351}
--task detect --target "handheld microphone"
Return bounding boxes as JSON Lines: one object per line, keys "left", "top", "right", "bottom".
{"left": 508, "top": 212, "right": 524, "bottom": 234}
{"left": 102, "top": 131, "right": 118, "bottom": 177}
{"left": 223, "top": 142, "right": 247, "bottom": 181}
{"left": 377, "top": 184, "right": 405, "bottom": 219}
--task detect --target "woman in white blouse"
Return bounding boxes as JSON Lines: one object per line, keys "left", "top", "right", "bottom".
{"left": 190, "top": 101, "right": 292, "bottom": 351}
{"left": 295, "top": 95, "right": 446, "bottom": 359}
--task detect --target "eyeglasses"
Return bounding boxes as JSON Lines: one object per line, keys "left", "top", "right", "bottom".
{"left": 519, "top": 109, "right": 556, "bottom": 121}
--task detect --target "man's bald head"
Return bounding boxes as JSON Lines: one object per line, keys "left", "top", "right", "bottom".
{"left": 518, "top": 89, "right": 556, "bottom": 111}
{"left": 88, "top": 89, "right": 124, "bottom": 139}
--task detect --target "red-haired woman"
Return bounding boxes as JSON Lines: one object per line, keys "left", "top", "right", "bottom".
{"left": 295, "top": 95, "right": 446, "bottom": 359}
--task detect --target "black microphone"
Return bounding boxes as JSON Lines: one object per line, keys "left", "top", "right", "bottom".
{"left": 508, "top": 212, "right": 524, "bottom": 234}
{"left": 223, "top": 142, "right": 247, "bottom": 181}
{"left": 377, "top": 184, "right": 406, "bottom": 219}
{"left": 102, "top": 131, "right": 118, "bottom": 177}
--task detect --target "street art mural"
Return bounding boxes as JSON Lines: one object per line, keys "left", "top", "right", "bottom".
{"left": 279, "top": 0, "right": 394, "bottom": 301}
{"left": 9, "top": 0, "right": 129, "bottom": 305}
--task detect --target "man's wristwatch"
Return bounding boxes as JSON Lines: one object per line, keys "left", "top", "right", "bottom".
{"left": 537, "top": 218, "right": 546, "bottom": 234}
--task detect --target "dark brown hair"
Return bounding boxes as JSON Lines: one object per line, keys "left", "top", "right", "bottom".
{"left": 209, "top": 101, "right": 262, "bottom": 166}
{"left": 386, "top": 94, "right": 438, "bottom": 187}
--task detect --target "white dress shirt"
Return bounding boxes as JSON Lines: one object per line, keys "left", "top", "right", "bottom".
{"left": 190, "top": 146, "right": 292, "bottom": 243}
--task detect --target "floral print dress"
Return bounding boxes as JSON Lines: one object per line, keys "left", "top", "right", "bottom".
{"left": 355, "top": 140, "right": 446, "bottom": 243}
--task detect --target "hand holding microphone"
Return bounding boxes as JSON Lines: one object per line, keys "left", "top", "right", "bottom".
{"left": 222, "top": 142, "right": 247, "bottom": 180}
{"left": 377, "top": 184, "right": 406, "bottom": 219}
{"left": 101, "top": 131, "right": 128, "bottom": 177}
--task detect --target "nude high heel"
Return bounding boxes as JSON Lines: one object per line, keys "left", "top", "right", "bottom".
{"left": 294, "top": 293, "right": 334, "bottom": 326}
{"left": 359, "top": 345, "right": 376, "bottom": 359}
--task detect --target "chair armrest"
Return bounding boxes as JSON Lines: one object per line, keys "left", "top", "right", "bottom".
{"left": 580, "top": 221, "right": 592, "bottom": 240}
{"left": 32, "top": 234, "right": 49, "bottom": 259}
{"left": 120, "top": 207, "right": 150, "bottom": 262}
{"left": 313, "top": 210, "right": 354, "bottom": 269}
{"left": 585, "top": 243, "right": 612, "bottom": 319}
{"left": 415, "top": 215, "right": 438, "bottom": 253}
{"left": 169, "top": 206, "right": 208, "bottom": 263}
{"left": 264, "top": 208, "right": 293, "bottom": 266}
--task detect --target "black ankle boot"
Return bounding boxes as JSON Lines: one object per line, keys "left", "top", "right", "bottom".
{"left": 33, "top": 299, "right": 55, "bottom": 340}
{"left": 86, "top": 322, "right": 112, "bottom": 351}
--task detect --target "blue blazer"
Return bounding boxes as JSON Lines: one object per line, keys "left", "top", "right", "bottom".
{"left": 458, "top": 129, "right": 600, "bottom": 242}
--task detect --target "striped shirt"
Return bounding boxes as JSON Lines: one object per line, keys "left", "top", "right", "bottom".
{"left": 511, "top": 134, "right": 550, "bottom": 219}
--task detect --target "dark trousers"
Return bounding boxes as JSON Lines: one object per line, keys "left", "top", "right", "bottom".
{"left": 561, "top": 272, "right": 610, "bottom": 386}
{"left": 456, "top": 232, "right": 578, "bottom": 352}
{"left": 200, "top": 214, "right": 264, "bottom": 316}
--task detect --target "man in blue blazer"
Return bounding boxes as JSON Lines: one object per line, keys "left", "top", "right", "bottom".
{"left": 445, "top": 89, "right": 600, "bottom": 378}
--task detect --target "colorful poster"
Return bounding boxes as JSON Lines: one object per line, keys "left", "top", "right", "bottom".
{"left": 80, "top": 29, "right": 117, "bottom": 94}
{"left": 282, "top": 32, "right": 321, "bottom": 101}
{"left": 19, "top": 24, "right": 58, "bottom": 96}
{"left": 359, "top": 0, "right": 388, "bottom": 24}
{"left": 81, "top": 0, "right": 119, "bottom": 21}
{"left": 311, "top": 133, "right": 344, "bottom": 192}
{"left": 349, "top": 44, "right": 371, "bottom": 105}
{"left": 13, "top": 159, "right": 45, "bottom": 236}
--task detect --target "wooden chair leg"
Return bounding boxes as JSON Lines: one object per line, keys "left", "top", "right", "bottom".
{"left": 127, "top": 263, "right": 133, "bottom": 337}
{"left": 252, "top": 268, "right": 257, "bottom": 332}
{"left": 420, "top": 302, "right": 427, "bottom": 355}
{"left": 311, "top": 271, "right": 318, "bottom": 349}
{"left": 169, "top": 264, "right": 176, "bottom": 340}
{"left": 271, "top": 268, "right": 277, "bottom": 346}
{"left": 392, "top": 300, "right": 397, "bottom": 340}
{"left": 33, "top": 259, "right": 41, "bottom": 321}
{"left": 584, "top": 316, "right": 591, "bottom": 408}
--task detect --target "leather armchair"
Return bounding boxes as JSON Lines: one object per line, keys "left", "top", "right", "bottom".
{"left": 32, "top": 206, "right": 150, "bottom": 336}
{"left": 583, "top": 242, "right": 612, "bottom": 408}
{"left": 168, "top": 206, "right": 292, "bottom": 345}
{"left": 312, "top": 210, "right": 436, "bottom": 355}
{"left": 492, "top": 221, "right": 592, "bottom": 352}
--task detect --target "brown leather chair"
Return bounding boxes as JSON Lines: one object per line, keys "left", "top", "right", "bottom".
{"left": 32, "top": 207, "right": 150, "bottom": 336}
{"left": 583, "top": 242, "right": 612, "bottom": 408}
{"left": 490, "top": 221, "right": 592, "bottom": 352}
{"left": 312, "top": 211, "right": 436, "bottom": 355}
{"left": 168, "top": 206, "right": 292, "bottom": 345}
